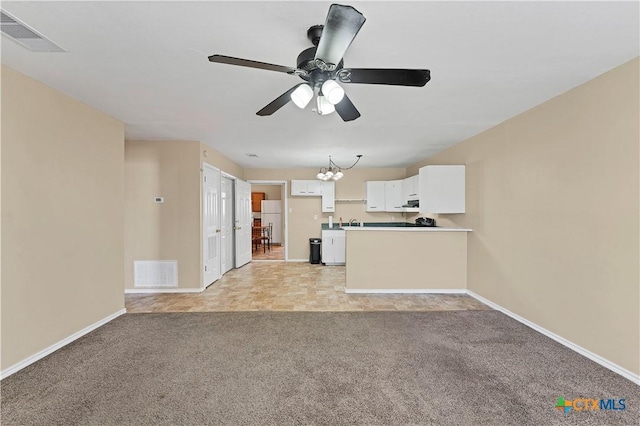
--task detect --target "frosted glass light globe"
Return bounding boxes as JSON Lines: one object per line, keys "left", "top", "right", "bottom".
{"left": 291, "top": 84, "right": 313, "bottom": 108}
{"left": 317, "top": 95, "right": 336, "bottom": 115}
{"left": 321, "top": 80, "right": 345, "bottom": 105}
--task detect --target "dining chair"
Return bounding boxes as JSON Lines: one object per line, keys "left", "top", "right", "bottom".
{"left": 251, "top": 226, "right": 262, "bottom": 252}
{"left": 260, "top": 223, "right": 273, "bottom": 252}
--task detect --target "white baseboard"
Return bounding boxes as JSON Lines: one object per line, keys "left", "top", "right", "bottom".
{"left": 0, "top": 308, "right": 127, "bottom": 380}
{"left": 466, "top": 290, "right": 640, "bottom": 385}
{"left": 125, "top": 288, "right": 203, "bottom": 294}
{"left": 345, "top": 288, "right": 467, "bottom": 294}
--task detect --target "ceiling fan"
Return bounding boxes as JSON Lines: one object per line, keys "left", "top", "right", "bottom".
{"left": 208, "top": 4, "right": 431, "bottom": 122}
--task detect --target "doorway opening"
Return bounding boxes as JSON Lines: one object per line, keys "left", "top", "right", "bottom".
{"left": 250, "top": 182, "right": 286, "bottom": 261}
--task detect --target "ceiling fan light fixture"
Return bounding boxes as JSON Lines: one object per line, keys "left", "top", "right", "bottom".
{"left": 291, "top": 84, "right": 313, "bottom": 108}
{"left": 317, "top": 95, "right": 335, "bottom": 115}
{"left": 321, "top": 80, "right": 345, "bottom": 105}
{"left": 209, "top": 4, "right": 431, "bottom": 122}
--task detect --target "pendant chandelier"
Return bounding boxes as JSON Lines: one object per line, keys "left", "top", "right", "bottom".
{"left": 316, "top": 155, "right": 362, "bottom": 181}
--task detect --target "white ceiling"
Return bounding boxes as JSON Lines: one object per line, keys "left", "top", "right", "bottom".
{"left": 2, "top": 1, "right": 638, "bottom": 168}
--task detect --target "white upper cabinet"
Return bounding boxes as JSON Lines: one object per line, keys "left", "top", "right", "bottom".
{"left": 384, "top": 180, "right": 403, "bottom": 212}
{"left": 367, "top": 179, "right": 417, "bottom": 212}
{"left": 402, "top": 175, "right": 419, "bottom": 203}
{"left": 291, "top": 180, "right": 323, "bottom": 196}
{"left": 365, "top": 181, "right": 386, "bottom": 211}
{"left": 321, "top": 181, "right": 335, "bottom": 212}
{"left": 419, "top": 165, "right": 465, "bottom": 213}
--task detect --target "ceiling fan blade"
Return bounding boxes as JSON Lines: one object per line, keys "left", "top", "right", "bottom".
{"left": 335, "top": 94, "right": 361, "bottom": 122}
{"left": 314, "top": 4, "right": 366, "bottom": 69}
{"left": 338, "top": 68, "right": 431, "bottom": 87}
{"left": 256, "top": 84, "right": 303, "bottom": 116}
{"left": 208, "top": 54, "right": 296, "bottom": 74}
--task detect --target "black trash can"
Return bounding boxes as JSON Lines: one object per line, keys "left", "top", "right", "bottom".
{"left": 309, "top": 238, "right": 322, "bottom": 264}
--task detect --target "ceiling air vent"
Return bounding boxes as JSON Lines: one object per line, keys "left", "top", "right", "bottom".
{"left": 1, "top": 10, "right": 66, "bottom": 52}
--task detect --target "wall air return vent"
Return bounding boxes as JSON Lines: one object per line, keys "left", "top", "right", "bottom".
{"left": 134, "top": 260, "right": 178, "bottom": 288}
{"left": 1, "top": 10, "right": 66, "bottom": 52}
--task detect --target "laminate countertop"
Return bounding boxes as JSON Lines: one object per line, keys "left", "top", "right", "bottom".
{"left": 321, "top": 222, "right": 471, "bottom": 232}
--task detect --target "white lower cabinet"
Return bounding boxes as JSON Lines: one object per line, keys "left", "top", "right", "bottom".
{"left": 321, "top": 229, "right": 345, "bottom": 265}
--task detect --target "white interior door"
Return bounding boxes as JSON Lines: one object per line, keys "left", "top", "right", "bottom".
{"left": 234, "top": 179, "right": 252, "bottom": 267}
{"left": 220, "top": 176, "right": 234, "bottom": 275}
{"left": 203, "top": 164, "right": 221, "bottom": 287}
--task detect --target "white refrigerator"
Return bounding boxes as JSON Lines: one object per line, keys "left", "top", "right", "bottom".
{"left": 261, "top": 200, "right": 282, "bottom": 244}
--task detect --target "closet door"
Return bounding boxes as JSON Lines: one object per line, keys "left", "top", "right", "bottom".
{"left": 220, "top": 176, "right": 235, "bottom": 275}
{"left": 203, "top": 164, "right": 221, "bottom": 287}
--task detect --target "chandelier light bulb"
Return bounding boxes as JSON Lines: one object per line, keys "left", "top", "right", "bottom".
{"left": 315, "top": 155, "right": 362, "bottom": 181}
{"left": 291, "top": 84, "right": 313, "bottom": 109}
{"left": 316, "top": 95, "right": 336, "bottom": 115}
{"left": 321, "top": 80, "right": 345, "bottom": 105}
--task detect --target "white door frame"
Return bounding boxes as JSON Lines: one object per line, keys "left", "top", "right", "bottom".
{"left": 228, "top": 173, "right": 252, "bottom": 268}
{"left": 247, "top": 180, "right": 288, "bottom": 261}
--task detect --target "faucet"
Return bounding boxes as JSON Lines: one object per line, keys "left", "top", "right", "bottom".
{"left": 349, "top": 218, "right": 358, "bottom": 226}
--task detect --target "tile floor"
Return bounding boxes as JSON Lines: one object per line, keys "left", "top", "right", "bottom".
{"left": 126, "top": 262, "right": 490, "bottom": 313}
{"left": 252, "top": 244, "right": 284, "bottom": 260}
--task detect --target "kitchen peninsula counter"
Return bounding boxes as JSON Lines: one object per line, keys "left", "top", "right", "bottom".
{"left": 322, "top": 222, "right": 471, "bottom": 231}
{"left": 343, "top": 226, "right": 472, "bottom": 232}
{"left": 343, "top": 225, "right": 471, "bottom": 292}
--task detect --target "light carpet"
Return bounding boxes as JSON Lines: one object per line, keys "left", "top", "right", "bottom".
{"left": 2, "top": 311, "right": 638, "bottom": 425}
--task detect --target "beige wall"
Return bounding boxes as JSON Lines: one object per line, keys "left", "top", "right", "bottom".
{"left": 200, "top": 142, "right": 244, "bottom": 180}
{"left": 244, "top": 168, "right": 407, "bottom": 259}
{"left": 1, "top": 66, "right": 125, "bottom": 371}
{"left": 346, "top": 230, "right": 467, "bottom": 290}
{"left": 252, "top": 185, "right": 282, "bottom": 200}
{"left": 125, "top": 140, "right": 244, "bottom": 290}
{"left": 125, "top": 140, "right": 202, "bottom": 289}
{"left": 408, "top": 58, "right": 640, "bottom": 375}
